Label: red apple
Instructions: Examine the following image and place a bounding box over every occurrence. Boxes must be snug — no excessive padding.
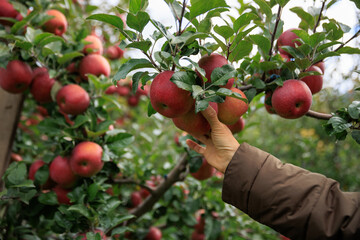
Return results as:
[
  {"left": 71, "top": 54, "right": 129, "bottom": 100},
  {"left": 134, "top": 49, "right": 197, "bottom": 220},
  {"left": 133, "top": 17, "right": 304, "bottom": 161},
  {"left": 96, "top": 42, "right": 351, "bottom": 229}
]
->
[
  {"left": 198, "top": 53, "right": 232, "bottom": 86},
  {"left": 53, "top": 185, "right": 72, "bottom": 205},
  {"left": 79, "top": 54, "right": 111, "bottom": 81},
  {"left": 10, "top": 153, "right": 23, "bottom": 162},
  {"left": 0, "top": 60, "right": 33, "bottom": 94},
  {"left": 272, "top": 79, "right": 312, "bottom": 119},
  {"left": 70, "top": 141, "right": 104, "bottom": 177},
  {"left": 43, "top": 9, "right": 68, "bottom": 36},
  {"left": 0, "top": 0, "right": 20, "bottom": 26},
  {"left": 117, "top": 85, "right": 131, "bottom": 96},
  {"left": 131, "top": 191, "right": 142, "bottom": 207},
  {"left": 217, "top": 88, "right": 248, "bottom": 125},
  {"left": 314, "top": 61, "right": 325, "bottom": 73},
  {"left": 49, "top": 156, "right": 77, "bottom": 188},
  {"left": 105, "top": 45, "right": 124, "bottom": 60},
  {"left": 78, "top": 229, "right": 106, "bottom": 240},
  {"left": 56, "top": 84, "right": 90, "bottom": 115},
  {"left": 105, "top": 85, "right": 118, "bottom": 95},
  {"left": 300, "top": 65, "right": 323, "bottom": 94},
  {"left": 226, "top": 117, "right": 245, "bottom": 134},
  {"left": 29, "top": 159, "right": 45, "bottom": 180},
  {"left": 127, "top": 95, "right": 140, "bottom": 107},
  {"left": 264, "top": 91, "right": 276, "bottom": 114},
  {"left": 145, "top": 227, "right": 162, "bottom": 240},
  {"left": 66, "top": 62, "right": 77, "bottom": 73},
  {"left": 191, "top": 231, "right": 205, "bottom": 240},
  {"left": 30, "top": 70, "right": 55, "bottom": 103},
  {"left": 150, "top": 71, "right": 194, "bottom": 118},
  {"left": 191, "top": 158, "right": 215, "bottom": 181},
  {"left": 194, "top": 214, "right": 205, "bottom": 233},
  {"left": 83, "top": 35, "right": 103, "bottom": 55},
  {"left": 277, "top": 28, "right": 302, "bottom": 57}
]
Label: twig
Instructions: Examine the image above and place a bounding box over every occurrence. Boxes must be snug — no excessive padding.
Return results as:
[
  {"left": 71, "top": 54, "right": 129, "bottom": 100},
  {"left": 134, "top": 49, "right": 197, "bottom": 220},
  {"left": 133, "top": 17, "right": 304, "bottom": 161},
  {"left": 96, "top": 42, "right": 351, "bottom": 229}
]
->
[
  {"left": 313, "top": 0, "right": 326, "bottom": 33},
  {"left": 143, "top": 51, "right": 162, "bottom": 72},
  {"left": 177, "top": 0, "right": 187, "bottom": 36},
  {"left": 238, "top": 85, "right": 253, "bottom": 91},
  {"left": 267, "top": 5, "right": 282, "bottom": 61},
  {"left": 334, "top": 29, "right": 360, "bottom": 53},
  {"left": 105, "top": 153, "right": 188, "bottom": 236},
  {"left": 305, "top": 110, "right": 332, "bottom": 120},
  {"left": 113, "top": 178, "right": 154, "bottom": 194}
]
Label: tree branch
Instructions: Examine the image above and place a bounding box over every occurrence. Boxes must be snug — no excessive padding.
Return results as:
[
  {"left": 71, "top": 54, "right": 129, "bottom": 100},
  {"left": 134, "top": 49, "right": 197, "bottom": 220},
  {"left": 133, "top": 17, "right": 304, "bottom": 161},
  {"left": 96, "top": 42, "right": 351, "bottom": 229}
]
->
[
  {"left": 268, "top": 5, "right": 282, "bottom": 61},
  {"left": 106, "top": 153, "right": 188, "bottom": 236},
  {"left": 238, "top": 85, "right": 253, "bottom": 91},
  {"left": 313, "top": 0, "right": 326, "bottom": 33},
  {"left": 305, "top": 110, "right": 332, "bottom": 120},
  {"left": 334, "top": 29, "right": 360, "bottom": 53}
]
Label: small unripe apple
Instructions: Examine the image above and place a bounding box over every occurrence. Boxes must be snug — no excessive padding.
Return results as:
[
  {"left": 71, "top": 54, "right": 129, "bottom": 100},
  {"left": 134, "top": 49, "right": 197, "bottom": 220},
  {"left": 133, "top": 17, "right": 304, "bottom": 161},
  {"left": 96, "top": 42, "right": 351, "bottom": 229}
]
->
[
  {"left": 150, "top": 71, "right": 194, "bottom": 118},
  {"left": 52, "top": 185, "right": 72, "bottom": 205},
  {"left": 56, "top": 84, "right": 90, "bottom": 115},
  {"left": 49, "top": 156, "right": 77, "bottom": 188},
  {"left": 0, "top": 60, "right": 33, "bottom": 94},
  {"left": 191, "top": 158, "right": 215, "bottom": 181},
  {"left": 145, "top": 227, "right": 162, "bottom": 240},
  {"left": 79, "top": 54, "right": 111, "bottom": 81},
  {"left": 272, "top": 79, "right": 312, "bottom": 119},
  {"left": 83, "top": 35, "right": 103, "bottom": 55},
  {"left": 300, "top": 65, "right": 323, "bottom": 94},
  {"left": 43, "top": 9, "right": 68, "bottom": 36},
  {"left": 277, "top": 28, "right": 302, "bottom": 57},
  {"left": 217, "top": 88, "right": 248, "bottom": 125},
  {"left": 30, "top": 70, "right": 55, "bottom": 103},
  {"left": 70, "top": 141, "right": 104, "bottom": 177}
]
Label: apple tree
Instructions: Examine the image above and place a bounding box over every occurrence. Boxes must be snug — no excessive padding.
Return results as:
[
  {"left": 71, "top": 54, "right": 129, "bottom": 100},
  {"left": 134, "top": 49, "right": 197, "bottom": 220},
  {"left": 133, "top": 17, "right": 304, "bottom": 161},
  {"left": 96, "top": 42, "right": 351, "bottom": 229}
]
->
[{"left": 0, "top": 0, "right": 359, "bottom": 240}]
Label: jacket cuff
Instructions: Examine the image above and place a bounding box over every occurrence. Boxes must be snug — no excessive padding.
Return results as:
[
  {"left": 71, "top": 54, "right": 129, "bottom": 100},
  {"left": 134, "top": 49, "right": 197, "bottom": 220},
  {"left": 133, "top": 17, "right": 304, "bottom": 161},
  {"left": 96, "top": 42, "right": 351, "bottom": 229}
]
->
[{"left": 222, "top": 142, "right": 270, "bottom": 213}]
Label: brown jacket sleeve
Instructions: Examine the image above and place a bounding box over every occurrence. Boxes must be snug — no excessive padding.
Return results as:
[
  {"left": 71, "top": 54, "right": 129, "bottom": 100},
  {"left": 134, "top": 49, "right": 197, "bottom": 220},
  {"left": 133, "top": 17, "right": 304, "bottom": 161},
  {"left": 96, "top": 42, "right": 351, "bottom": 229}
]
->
[{"left": 222, "top": 143, "right": 360, "bottom": 240}]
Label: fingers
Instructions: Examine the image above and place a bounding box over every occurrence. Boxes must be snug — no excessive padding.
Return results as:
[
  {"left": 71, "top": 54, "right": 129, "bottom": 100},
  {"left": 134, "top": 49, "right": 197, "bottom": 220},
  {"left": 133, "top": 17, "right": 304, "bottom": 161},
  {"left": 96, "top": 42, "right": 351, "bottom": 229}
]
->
[
  {"left": 201, "top": 105, "right": 222, "bottom": 128},
  {"left": 186, "top": 139, "right": 206, "bottom": 155}
]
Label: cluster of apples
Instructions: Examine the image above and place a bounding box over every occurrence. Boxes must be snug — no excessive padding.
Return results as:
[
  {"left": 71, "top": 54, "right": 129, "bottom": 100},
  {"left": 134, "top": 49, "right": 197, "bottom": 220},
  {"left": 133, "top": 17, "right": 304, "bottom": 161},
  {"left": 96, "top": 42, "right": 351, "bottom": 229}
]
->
[
  {"left": 150, "top": 53, "right": 248, "bottom": 137},
  {"left": 265, "top": 28, "right": 325, "bottom": 119},
  {"left": 28, "top": 141, "right": 104, "bottom": 205},
  {"left": 0, "top": 0, "right": 25, "bottom": 26}
]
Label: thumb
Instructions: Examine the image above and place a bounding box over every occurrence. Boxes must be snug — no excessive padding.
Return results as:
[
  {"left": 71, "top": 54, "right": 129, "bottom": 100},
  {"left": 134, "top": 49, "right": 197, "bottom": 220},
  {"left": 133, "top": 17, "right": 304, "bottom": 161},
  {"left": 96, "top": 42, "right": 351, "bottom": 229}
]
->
[
  {"left": 201, "top": 105, "right": 222, "bottom": 128},
  {"left": 186, "top": 139, "right": 206, "bottom": 155}
]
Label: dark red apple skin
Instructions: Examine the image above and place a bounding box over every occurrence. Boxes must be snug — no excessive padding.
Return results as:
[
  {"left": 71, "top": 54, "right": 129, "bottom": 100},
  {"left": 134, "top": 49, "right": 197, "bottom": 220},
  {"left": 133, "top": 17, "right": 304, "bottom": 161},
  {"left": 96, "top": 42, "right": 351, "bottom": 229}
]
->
[
  {"left": 70, "top": 141, "right": 104, "bottom": 177},
  {"left": 49, "top": 156, "right": 77, "bottom": 188},
  {"left": 30, "top": 71, "right": 55, "bottom": 103},
  {"left": 198, "top": 53, "right": 228, "bottom": 83},
  {"left": 277, "top": 28, "right": 302, "bottom": 57},
  {"left": 33, "top": 67, "right": 48, "bottom": 77},
  {"left": 191, "top": 231, "right": 205, "bottom": 240},
  {"left": 145, "top": 227, "right": 162, "bottom": 240},
  {"left": 127, "top": 95, "right": 140, "bottom": 107},
  {"left": 53, "top": 185, "right": 72, "bottom": 205},
  {"left": 105, "top": 85, "right": 118, "bottom": 95},
  {"left": 226, "top": 117, "right": 245, "bottom": 134},
  {"left": 29, "top": 159, "right": 46, "bottom": 180},
  {"left": 83, "top": 35, "right": 103, "bottom": 55},
  {"left": 56, "top": 84, "right": 90, "bottom": 115},
  {"left": 315, "top": 61, "right": 325, "bottom": 73},
  {"left": 150, "top": 71, "right": 194, "bottom": 118},
  {"left": 131, "top": 191, "right": 142, "bottom": 207},
  {"left": 194, "top": 214, "right": 205, "bottom": 233},
  {"left": 0, "top": 60, "right": 33, "bottom": 94},
  {"left": 79, "top": 54, "right": 111, "bottom": 81},
  {"left": 66, "top": 62, "right": 77, "bottom": 73},
  {"left": 43, "top": 9, "right": 68, "bottom": 36},
  {"left": 0, "top": 0, "right": 20, "bottom": 26},
  {"left": 272, "top": 79, "right": 312, "bottom": 119},
  {"left": 191, "top": 158, "right": 215, "bottom": 181},
  {"left": 264, "top": 91, "right": 276, "bottom": 114},
  {"left": 300, "top": 65, "right": 323, "bottom": 94}
]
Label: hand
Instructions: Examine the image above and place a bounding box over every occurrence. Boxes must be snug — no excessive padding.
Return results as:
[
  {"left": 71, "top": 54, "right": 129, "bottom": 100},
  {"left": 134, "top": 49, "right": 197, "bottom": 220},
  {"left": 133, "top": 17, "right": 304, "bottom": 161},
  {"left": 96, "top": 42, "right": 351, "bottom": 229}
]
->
[{"left": 186, "top": 106, "right": 240, "bottom": 173}]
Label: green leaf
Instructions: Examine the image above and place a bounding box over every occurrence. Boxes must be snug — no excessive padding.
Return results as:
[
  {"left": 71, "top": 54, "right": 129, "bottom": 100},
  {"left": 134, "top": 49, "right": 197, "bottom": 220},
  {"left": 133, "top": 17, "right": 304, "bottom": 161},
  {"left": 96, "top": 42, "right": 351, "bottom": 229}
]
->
[
  {"left": 87, "top": 14, "right": 124, "bottom": 30},
  {"left": 170, "top": 32, "right": 208, "bottom": 45},
  {"left": 189, "top": 0, "right": 229, "bottom": 19},
  {"left": 57, "top": 52, "right": 84, "bottom": 65},
  {"left": 313, "top": 51, "right": 340, "bottom": 63},
  {"left": 233, "top": 13, "right": 258, "bottom": 33},
  {"left": 105, "top": 130, "right": 134, "bottom": 144},
  {"left": 170, "top": 71, "right": 197, "bottom": 91},
  {"left": 192, "top": 85, "right": 204, "bottom": 98},
  {"left": 6, "top": 162, "right": 27, "bottom": 186},
  {"left": 253, "top": 0, "right": 272, "bottom": 19},
  {"left": 68, "top": 204, "right": 92, "bottom": 219},
  {"left": 71, "top": 115, "right": 89, "bottom": 128},
  {"left": 290, "top": 7, "right": 315, "bottom": 29},
  {"left": 216, "top": 88, "right": 248, "bottom": 103},
  {"left": 350, "top": 0, "right": 360, "bottom": 9},
  {"left": 195, "top": 100, "right": 209, "bottom": 113},
  {"left": 148, "top": 101, "right": 157, "bottom": 117},
  {"left": 336, "top": 47, "right": 360, "bottom": 55},
  {"left": 126, "top": 41, "right": 152, "bottom": 52},
  {"left": 249, "top": 34, "right": 271, "bottom": 56},
  {"left": 351, "top": 130, "right": 360, "bottom": 144},
  {"left": 348, "top": 101, "right": 360, "bottom": 119},
  {"left": 34, "top": 165, "right": 49, "bottom": 185},
  {"left": 214, "top": 25, "right": 234, "bottom": 40},
  {"left": 275, "top": 0, "right": 290, "bottom": 7},
  {"left": 228, "top": 40, "right": 253, "bottom": 62},
  {"left": 309, "top": 32, "right": 326, "bottom": 48},
  {"left": 323, "top": 21, "right": 343, "bottom": 41},
  {"left": 328, "top": 116, "right": 352, "bottom": 133},
  {"left": 87, "top": 183, "right": 99, "bottom": 202},
  {"left": 129, "top": 0, "right": 149, "bottom": 14},
  {"left": 38, "top": 192, "right": 58, "bottom": 205},
  {"left": 210, "top": 64, "right": 237, "bottom": 86},
  {"left": 126, "top": 11, "right": 150, "bottom": 32},
  {"left": 113, "top": 59, "right": 153, "bottom": 81}
]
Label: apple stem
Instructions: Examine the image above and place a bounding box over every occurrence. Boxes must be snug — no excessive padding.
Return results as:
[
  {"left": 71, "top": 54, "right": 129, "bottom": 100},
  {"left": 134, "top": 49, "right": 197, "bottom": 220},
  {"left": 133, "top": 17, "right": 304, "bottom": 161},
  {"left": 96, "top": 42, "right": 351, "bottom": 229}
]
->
[{"left": 313, "top": 0, "right": 327, "bottom": 34}]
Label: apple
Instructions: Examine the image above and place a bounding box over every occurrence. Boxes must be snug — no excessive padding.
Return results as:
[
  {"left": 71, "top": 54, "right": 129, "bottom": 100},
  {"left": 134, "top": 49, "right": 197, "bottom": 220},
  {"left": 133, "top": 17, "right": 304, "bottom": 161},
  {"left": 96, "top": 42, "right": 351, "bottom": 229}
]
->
[
  {"left": 264, "top": 91, "right": 276, "bottom": 114},
  {"left": 0, "top": 0, "right": 20, "bottom": 26},
  {"left": 194, "top": 214, "right": 205, "bottom": 233},
  {"left": 145, "top": 227, "right": 162, "bottom": 240},
  {"left": 130, "top": 191, "right": 142, "bottom": 207},
  {"left": 30, "top": 69, "right": 55, "bottom": 103},
  {"left": 82, "top": 35, "right": 103, "bottom": 55},
  {"left": 43, "top": 9, "right": 68, "bottom": 36},
  {"left": 0, "top": 60, "right": 33, "bottom": 94},
  {"left": 191, "top": 158, "right": 215, "bottom": 181},
  {"left": 217, "top": 88, "right": 248, "bottom": 125},
  {"left": 70, "top": 141, "right": 103, "bottom": 177},
  {"left": 49, "top": 156, "right": 77, "bottom": 188},
  {"left": 79, "top": 54, "right": 111, "bottom": 81},
  {"left": 150, "top": 71, "right": 194, "bottom": 118},
  {"left": 198, "top": 53, "right": 233, "bottom": 88},
  {"left": 105, "top": 85, "right": 118, "bottom": 95},
  {"left": 105, "top": 45, "right": 124, "bottom": 60},
  {"left": 277, "top": 28, "right": 302, "bottom": 57},
  {"left": 56, "top": 84, "right": 90, "bottom": 115},
  {"left": 117, "top": 85, "right": 131, "bottom": 96},
  {"left": 78, "top": 229, "right": 106, "bottom": 240},
  {"left": 172, "top": 102, "right": 218, "bottom": 136},
  {"left": 300, "top": 65, "right": 323, "bottom": 94},
  {"left": 10, "top": 153, "right": 23, "bottom": 162},
  {"left": 66, "top": 62, "right": 77, "bottom": 73},
  {"left": 191, "top": 231, "right": 205, "bottom": 240},
  {"left": 140, "top": 179, "right": 158, "bottom": 198},
  {"left": 33, "top": 67, "right": 48, "bottom": 77},
  {"left": 226, "top": 117, "right": 245, "bottom": 134},
  {"left": 280, "top": 235, "right": 291, "bottom": 240},
  {"left": 127, "top": 95, "right": 140, "bottom": 107},
  {"left": 315, "top": 61, "right": 325, "bottom": 73},
  {"left": 52, "top": 185, "right": 72, "bottom": 205},
  {"left": 272, "top": 79, "right": 312, "bottom": 119},
  {"left": 29, "top": 159, "right": 46, "bottom": 180}
]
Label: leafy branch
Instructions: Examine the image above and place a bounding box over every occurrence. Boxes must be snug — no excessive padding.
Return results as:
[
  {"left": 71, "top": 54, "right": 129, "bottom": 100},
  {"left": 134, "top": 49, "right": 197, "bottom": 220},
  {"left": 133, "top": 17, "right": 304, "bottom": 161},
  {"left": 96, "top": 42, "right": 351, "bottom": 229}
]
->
[{"left": 313, "top": 0, "right": 326, "bottom": 33}]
